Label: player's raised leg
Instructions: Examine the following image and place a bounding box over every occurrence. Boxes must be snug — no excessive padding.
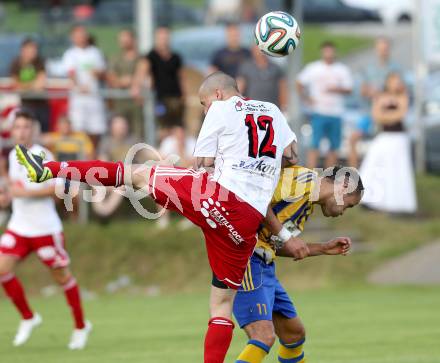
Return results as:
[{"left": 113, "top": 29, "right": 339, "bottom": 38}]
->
[
  {"left": 15, "top": 144, "right": 126, "bottom": 186},
  {"left": 15, "top": 144, "right": 152, "bottom": 191},
  {"left": 0, "top": 254, "right": 42, "bottom": 346}
]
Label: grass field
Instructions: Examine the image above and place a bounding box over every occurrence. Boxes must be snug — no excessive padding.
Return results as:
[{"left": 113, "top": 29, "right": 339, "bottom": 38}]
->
[{"left": 1, "top": 286, "right": 440, "bottom": 363}]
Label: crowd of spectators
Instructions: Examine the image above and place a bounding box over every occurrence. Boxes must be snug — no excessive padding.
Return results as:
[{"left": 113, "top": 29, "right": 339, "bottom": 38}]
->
[
  {"left": 1, "top": 23, "right": 415, "bottom": 217},
  {"left": 2, "top": 25, "right": 188, "bottom": 170}
]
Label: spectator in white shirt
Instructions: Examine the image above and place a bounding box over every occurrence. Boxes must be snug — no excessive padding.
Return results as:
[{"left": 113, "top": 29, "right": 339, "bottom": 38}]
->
[
  {"left": 62, "top": 25, "right": 107, "bottom": 147},
  {"left": 297, "top": 41, "right": 353, "bottom": 168}
]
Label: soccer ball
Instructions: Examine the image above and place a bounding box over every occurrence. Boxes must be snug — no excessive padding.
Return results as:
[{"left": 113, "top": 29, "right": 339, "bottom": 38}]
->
[{"left": 255, "top": 11, "right": 301, "bottom": 57}]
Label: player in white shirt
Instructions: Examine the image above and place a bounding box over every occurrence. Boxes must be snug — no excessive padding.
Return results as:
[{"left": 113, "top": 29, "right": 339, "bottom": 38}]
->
[
  {"left": 297, "top": 41, "right": 353, "bottom": 168},
  {"left": 16, "top": 72, "right": 300, "bottom": 363},
  {"left": 62, "top": 25, "right": 107, "bottom": 142},
  {"left": 0, "top": 110, "right": 91, "bottom": 349}
]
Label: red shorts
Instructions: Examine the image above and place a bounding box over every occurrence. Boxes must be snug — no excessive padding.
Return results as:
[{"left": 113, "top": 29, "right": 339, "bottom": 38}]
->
[
  {"left": 148, "top": 166, "right": 263, "bottom": 289},
  {"left": 0, "top": 230, "right": 70, "bottom": 268}
]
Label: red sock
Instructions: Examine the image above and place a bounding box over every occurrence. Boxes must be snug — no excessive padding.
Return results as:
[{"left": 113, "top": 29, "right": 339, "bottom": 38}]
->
[
  {"left": 63, "top": 277, "right": 85, "bottom": 329},
  {"left": 204, "top": 317, "right": 234, "bottom": 363},
  {"left": 44, "top": 160, "right": 124, "bottom": 187},
  {"left": 1, "top": 273, "right": 33, "bottom": 320}
]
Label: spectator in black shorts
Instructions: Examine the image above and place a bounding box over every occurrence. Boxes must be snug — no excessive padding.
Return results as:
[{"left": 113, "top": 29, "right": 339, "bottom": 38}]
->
[
  {"left": 209, "top": 22, "right": 250, "bottom": 78},
  {"left": 10, "top": 39, "right": 49, "bottom": 132}
]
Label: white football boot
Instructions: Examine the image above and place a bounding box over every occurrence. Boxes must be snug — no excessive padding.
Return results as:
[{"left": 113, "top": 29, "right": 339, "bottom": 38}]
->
[
  {"left": 13, "top": 313, "right": 42, "bottom": 346},
  {"left": 68, "top": 320, "right": 92, "bottom": 350}
]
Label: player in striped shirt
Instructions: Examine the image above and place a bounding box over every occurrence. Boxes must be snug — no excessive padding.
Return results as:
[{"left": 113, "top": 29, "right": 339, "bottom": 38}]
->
[{"left": 233, "top": 165, "right": 364, "bottom": 363}]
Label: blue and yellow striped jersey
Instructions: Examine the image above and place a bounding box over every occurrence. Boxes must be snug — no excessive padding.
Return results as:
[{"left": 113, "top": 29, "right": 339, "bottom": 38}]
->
[{"left": 255, "top": 166, "right": 317, "bottom": 263}]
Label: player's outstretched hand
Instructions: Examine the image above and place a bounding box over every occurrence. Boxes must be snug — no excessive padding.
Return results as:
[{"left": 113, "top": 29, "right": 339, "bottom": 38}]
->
[
  {"left": 322, "top": 237, "right": 352, "bottom": 256},
  {"left": 284, "top": 237, "right": 310, "bottom": 260}
]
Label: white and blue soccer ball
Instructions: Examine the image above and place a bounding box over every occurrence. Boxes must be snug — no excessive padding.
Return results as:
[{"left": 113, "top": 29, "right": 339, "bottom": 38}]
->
[{"left": 255, "top": 11, "right": 301, "bottom": 57}]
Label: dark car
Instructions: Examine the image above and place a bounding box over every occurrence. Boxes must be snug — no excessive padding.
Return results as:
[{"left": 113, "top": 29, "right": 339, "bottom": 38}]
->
[
  {"left": 304, "top": 0, "right": 381, "bottom": 22},
  {"left": 90, "top": 0, "right": 203, "bottom": 26},
  {"left": 425, "top": 124, "right": 440, "bottom": 174}
]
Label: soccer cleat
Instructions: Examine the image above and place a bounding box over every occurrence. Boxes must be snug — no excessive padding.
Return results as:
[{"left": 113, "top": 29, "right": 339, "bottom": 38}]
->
[
  {"left": 68, "top": 321, "right": 92, "bottom": 350},
  {"left": 15, "top": 144, "right": 53, "bottom": 183},
  {"left": 13, "top": 313, "right": 42, "bottom": 347}
]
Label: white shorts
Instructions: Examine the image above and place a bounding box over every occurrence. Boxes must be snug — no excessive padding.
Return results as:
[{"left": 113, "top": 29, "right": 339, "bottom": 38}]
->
[{"left": 69, "top": 95, "right": 107, "bottom": 135}]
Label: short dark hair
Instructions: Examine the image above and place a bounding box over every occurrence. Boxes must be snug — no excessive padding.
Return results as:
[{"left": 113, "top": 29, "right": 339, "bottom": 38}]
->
[
  {"left": 70, "top": 24, "right": 86, "bottom": 33},
  {"left": 320, "top": 40, "right": 336, "bottom": 49},
  {"left": 120, "top": 28, "right": 135, "bottom": 37},
  {"left": 324, "top": 165, "right": 364, "bottom": 196},
  {"left": 14, "top": 108, "right": 36, "bottom": 123},
  {"left": 376, "top": 36, "right": 391, "bottom": 45},
  {"left": 225, "top": 21, "right": 239, "bottom": 29},
  {"left": 155, "top": 25, "right": 170, "bottom": 31},
  {"left": 21, "top": 37, "right": 37, "bottom": 48}
]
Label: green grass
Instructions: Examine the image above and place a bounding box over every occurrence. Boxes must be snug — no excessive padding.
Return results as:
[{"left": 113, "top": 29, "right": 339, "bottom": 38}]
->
[
  {"left": 301, "top": 25, "right": 372, "bottom": 63},
  {"left": 2, "top": 3, "right": 40, "bottom": 34},
  {"left": 1, "top": 286, "right": 440, "bottom": 363}
]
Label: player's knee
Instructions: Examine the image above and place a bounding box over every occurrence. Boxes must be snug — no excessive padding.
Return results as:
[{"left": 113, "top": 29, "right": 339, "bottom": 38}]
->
[
  {"left": 0, "top": 264, "right": 12, "bottom": 276},
  {"left": 253, "top": 329, "right": 276, "bottom": 348},
  {"left": 280, "top": 322, "right": 306, "bottom": 344},
  {"left": 0, "top": 257, "right": 14, "bottom": 276},
  {"left": 129, "top": 165, "right": 151, "bottom": 190},
  {"left": 246, "top": 322, "right": 276, "bottom": 348},
  {"left": 51, "top": 267, "right": 72, "bottom": 285}
]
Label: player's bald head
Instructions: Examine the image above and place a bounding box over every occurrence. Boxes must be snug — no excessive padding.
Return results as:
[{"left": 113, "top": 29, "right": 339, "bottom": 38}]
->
[
  {"left": 199, "top": 72, "right": 240, "bottom": 114},
  {"left": 199, "top": 72, "right": 239, "bottom": 97}
]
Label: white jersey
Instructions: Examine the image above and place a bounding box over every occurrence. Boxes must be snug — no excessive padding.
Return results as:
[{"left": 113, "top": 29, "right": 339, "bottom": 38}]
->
[
  {"left": 194, "top": 96, "right": 296, "bottom": 215},
  {"left": 8, "top": 145, "right": 63, "bottom": 237},
  {"left": 297, "top": 60, "right": 353, "bottom": 116},
  {"left": 62, "top": 45, "right": 106, "bottom": 96}
]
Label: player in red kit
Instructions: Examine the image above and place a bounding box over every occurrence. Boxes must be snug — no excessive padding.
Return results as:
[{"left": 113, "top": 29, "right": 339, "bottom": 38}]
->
[
  {"left": 0, "top": 110, "right": 91, "bottom": 349},
  {"left": 16, "top": 72, "right": 300, "bottom": 362}
]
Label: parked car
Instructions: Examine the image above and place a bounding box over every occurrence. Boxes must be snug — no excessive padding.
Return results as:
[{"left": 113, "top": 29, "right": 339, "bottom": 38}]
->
[
  {"left": 171, "top": 24, "right": 255, "bottom": 74},
  {"left": 79, "top": 0, "right": 203, "bottom": 26},
  {"left": 266, "top": 0, "right": 381, "bottom": 23},
  {"left": 303, "top": 0, "right": 381, "bottom": 23},
  {"left": 343, "top": 0, "right": 413, "bottom": 25}
]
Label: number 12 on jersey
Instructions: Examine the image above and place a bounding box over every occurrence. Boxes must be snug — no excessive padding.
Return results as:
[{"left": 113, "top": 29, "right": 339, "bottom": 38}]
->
[{"left": 245, "top": 114, "right": 277, "bottom": 159}]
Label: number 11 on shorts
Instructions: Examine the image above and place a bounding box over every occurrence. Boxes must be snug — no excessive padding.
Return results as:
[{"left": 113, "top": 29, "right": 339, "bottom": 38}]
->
[{"left": 256, "top": 303, "right": 267, "bottom": 315}]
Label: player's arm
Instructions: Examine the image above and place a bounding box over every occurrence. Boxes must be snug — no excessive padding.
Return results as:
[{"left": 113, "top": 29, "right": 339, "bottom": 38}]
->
[
  {"left": 9, "top": 182, "right": 56, "bottom": 198},
  {"left": 263, "top": 207, "right": 309, "bottom": 260},
  {"left": 195, "top": 157, "right": 215, "bottom": 172},
  {"left": 277, "top": 237, "right": 352, "bottom": 258},
  {"left": 282, "top": 140, "right": 299, "bottom": 166}
]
